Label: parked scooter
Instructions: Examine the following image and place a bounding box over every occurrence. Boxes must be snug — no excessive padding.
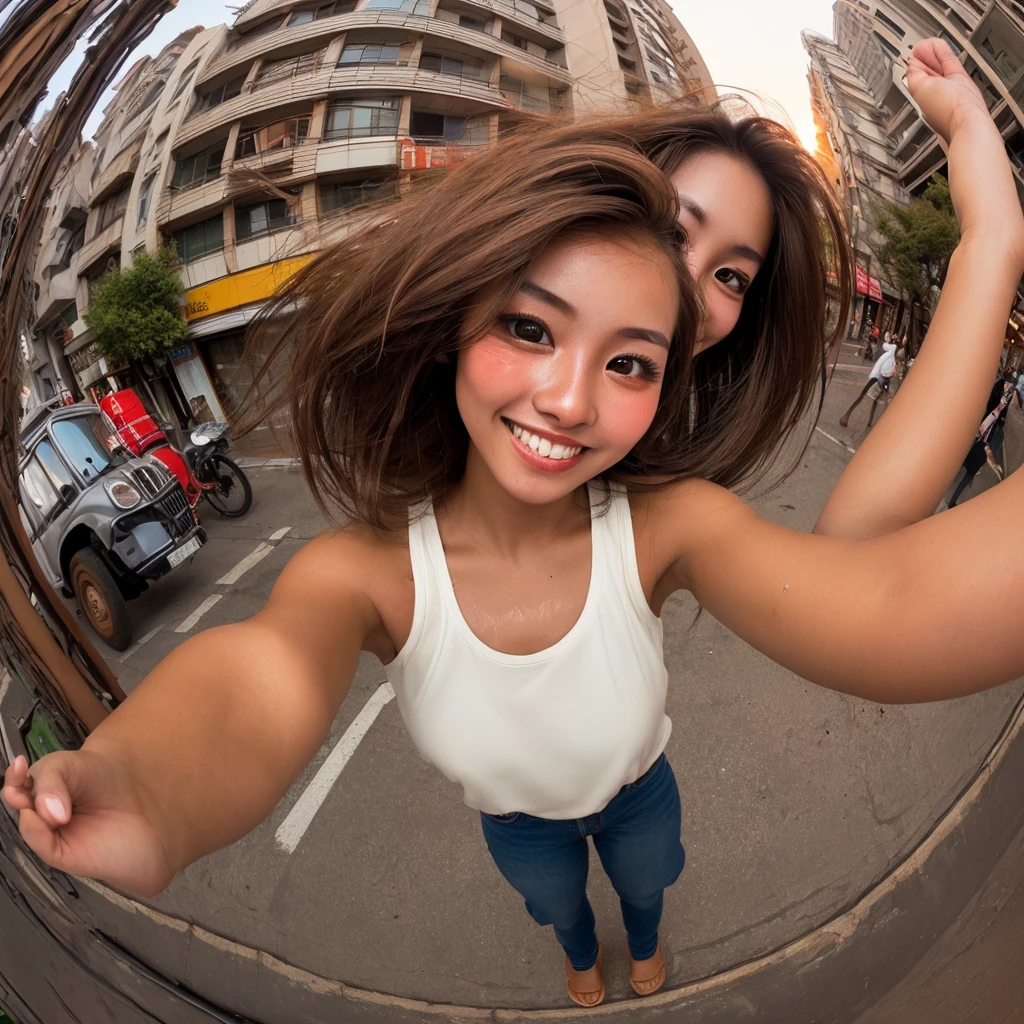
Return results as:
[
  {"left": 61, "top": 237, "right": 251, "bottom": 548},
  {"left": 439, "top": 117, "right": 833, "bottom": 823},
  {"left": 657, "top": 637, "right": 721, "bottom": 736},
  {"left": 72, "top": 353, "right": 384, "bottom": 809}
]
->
[
  {"left": 182, "top": 421, "right": 252, "bottom": 518},
  {"left": 99, "top": 389, "right": 252, "bottom": 518}
]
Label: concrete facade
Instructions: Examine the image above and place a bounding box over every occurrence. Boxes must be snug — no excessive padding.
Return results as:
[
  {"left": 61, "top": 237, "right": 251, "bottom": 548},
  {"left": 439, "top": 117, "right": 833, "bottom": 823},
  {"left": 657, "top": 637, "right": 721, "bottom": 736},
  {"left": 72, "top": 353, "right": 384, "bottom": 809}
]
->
[
  {"left": 25, "top": 0, "right": 712, "bottom": 453},
  {"left": 804, "top": 24, "right": 907, "bottom": 340}
]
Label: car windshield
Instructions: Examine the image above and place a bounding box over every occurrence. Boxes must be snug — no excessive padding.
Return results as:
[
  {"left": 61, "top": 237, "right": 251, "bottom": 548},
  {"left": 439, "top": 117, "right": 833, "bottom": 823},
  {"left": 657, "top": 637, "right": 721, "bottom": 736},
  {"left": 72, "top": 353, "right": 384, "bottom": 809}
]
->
[{"left": 50, "top": 413, "right": 127, "bottom": 483}]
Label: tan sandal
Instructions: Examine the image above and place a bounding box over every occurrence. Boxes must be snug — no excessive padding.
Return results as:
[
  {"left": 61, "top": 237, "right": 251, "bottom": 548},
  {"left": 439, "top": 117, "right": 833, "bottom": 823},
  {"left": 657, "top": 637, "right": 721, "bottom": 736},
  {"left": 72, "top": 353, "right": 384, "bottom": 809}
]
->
[
  {"left": 626, "top": 941, "right": 666, "bottom": 996},
  {"left": 565, "top": 943, "right": 605, "bottom": 1007}
]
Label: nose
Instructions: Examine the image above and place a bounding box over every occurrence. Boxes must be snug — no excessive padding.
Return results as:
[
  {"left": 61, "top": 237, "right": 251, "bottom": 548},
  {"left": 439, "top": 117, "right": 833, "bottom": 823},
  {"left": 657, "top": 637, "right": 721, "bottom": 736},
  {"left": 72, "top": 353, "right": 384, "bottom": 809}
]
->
[{"left": 531, "top": 349, "right": 598, "bottom": 429}]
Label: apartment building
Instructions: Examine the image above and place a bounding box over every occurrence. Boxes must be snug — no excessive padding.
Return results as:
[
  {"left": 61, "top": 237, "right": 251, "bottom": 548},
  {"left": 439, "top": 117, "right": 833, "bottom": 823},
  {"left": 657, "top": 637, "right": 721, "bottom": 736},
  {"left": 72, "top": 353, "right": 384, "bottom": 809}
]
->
[
  {"left": 804, "top": 26, "right": 907, "bottom": 339},
  {"left": 30, "top": 0, "right": 712, "bottom": 453},
  {"left": 29, "top": 29, "right": 207, "bottom": 419},
  {"left": 815, "top": 1, "right": 1024, "bottom": 351},
  {"left": 560, "top": 0, "right": 713, "bottom": 110}
]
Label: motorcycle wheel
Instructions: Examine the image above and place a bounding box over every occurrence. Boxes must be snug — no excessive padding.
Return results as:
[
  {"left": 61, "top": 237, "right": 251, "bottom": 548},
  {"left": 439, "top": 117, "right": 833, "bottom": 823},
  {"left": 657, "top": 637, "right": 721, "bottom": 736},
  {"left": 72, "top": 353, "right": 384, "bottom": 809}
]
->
[
  {"left": 69, "top": 548, "right": 133, "bottom": 651},
  {"left": 200, "top": 453, "right": 252, "bottom": 517}
]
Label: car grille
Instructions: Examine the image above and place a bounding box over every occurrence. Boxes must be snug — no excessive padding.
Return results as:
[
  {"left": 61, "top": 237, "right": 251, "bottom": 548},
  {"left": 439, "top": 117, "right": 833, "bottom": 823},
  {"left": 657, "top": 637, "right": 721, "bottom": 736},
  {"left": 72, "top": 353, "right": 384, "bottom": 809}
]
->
[
  {"left": 154, "top": 488, "right": 195, "bottom": 541},
  {"left": 128, "top": 464, "right": 170, "bottom": 500}
]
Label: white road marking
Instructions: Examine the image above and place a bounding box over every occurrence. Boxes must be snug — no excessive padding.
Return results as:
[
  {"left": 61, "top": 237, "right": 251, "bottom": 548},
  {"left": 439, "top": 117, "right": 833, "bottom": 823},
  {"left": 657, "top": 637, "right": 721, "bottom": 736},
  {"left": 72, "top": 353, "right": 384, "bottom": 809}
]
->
[
  {"left": 174, "top": 594, "right": 223, "bottom": 633},
  {"left": 275, "top": 682, "right": 396, "bottom": 854},
  {"left": 216, "top": 542, "right": 272, "bottom": 586},
  {"left": 268, "top": 526, "right": 292, "bottom": 542},
  {"left": 118, "top": 624, "right": 164, "bottom": 662},
  {"left": 814, "top": 426, "right": 857, "bottom": 455}
]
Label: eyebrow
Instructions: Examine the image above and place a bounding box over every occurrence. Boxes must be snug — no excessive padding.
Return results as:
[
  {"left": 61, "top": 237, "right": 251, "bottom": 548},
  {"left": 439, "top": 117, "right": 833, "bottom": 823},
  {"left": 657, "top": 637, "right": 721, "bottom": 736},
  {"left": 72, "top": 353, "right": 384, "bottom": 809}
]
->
[
  {"left": 519, "top": 280, "right": 670, "bottom": 350},
  {"left": 677, "top": 195, "right": 765, "bottom": 267}
]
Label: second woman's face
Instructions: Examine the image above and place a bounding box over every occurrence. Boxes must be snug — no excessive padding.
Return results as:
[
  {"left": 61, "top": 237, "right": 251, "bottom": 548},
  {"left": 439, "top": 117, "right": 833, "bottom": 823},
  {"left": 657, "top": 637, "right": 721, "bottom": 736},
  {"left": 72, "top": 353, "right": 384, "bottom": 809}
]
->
[
  {"left": 456, "top": 233, "right": 679, "bottom": 505},
  {"left": 670, "top": 151, "right": 774, "bottom": 353}
]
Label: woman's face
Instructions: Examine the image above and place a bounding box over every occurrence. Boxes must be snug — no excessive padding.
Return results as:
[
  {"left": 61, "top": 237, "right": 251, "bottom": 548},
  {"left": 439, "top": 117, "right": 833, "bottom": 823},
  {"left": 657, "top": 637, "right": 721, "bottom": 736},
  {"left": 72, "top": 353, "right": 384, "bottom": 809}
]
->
[
  {"left": 456, "top": 233, "right": 679, "bottom": 506},
  {"left": 670, "top": 150, "right": 774, "bottom": 354}
]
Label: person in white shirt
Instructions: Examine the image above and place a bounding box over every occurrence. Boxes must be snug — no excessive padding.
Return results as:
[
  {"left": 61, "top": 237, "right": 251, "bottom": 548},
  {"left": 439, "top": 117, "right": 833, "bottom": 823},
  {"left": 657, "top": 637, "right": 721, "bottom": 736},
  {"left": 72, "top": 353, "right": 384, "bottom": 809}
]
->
[{"left": 840, "top": 341, "right": 897, "bottom": 429}]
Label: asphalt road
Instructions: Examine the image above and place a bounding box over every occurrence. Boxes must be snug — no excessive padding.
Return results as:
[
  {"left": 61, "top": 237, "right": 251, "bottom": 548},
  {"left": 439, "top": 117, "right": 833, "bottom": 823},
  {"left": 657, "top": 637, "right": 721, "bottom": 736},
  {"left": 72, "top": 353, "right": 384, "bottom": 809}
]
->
[{"left": 42, "top": 341, "right": 1024, "bottom": 1012}]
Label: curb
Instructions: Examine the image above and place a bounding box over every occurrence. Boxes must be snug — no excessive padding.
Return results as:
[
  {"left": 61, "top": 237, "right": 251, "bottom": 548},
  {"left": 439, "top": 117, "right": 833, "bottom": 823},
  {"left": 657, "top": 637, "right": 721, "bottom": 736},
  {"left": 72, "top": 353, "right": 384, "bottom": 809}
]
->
[{"left": 75, "top": 691, "right": 1024, "bottom": 1023}]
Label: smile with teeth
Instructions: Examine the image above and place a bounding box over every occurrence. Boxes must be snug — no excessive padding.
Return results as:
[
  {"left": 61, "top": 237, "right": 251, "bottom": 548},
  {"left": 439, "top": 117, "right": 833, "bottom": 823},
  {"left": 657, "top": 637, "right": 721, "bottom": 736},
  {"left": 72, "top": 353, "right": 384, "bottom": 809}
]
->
[{"left": 503, "top": 419, "right": 585, "bottom": 460}]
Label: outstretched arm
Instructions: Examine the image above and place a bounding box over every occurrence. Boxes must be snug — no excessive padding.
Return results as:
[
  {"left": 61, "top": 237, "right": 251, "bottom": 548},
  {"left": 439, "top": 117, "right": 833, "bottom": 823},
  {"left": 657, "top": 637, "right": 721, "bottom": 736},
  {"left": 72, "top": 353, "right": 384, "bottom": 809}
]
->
[
  {"left": 657, "top": 468, "right": 1024, "bottom": 704},
  {"left": 816, "top": 38, "right": 1024, "bottom": 539}
]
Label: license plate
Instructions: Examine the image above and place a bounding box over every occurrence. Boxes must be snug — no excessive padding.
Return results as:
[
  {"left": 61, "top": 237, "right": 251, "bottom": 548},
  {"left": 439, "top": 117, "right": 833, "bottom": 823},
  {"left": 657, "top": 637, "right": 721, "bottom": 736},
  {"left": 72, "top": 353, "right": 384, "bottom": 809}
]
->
[{"left": 167, "top": 535, "right": 202, "bottom": 568}]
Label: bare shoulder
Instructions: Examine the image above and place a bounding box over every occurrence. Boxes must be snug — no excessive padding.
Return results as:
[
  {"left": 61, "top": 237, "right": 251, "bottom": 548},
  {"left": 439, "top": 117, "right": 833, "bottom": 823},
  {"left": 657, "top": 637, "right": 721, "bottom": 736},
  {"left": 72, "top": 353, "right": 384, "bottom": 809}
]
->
[
  {"left": 628, "top": 478, "right": 757, "bottom": 598},
  {"left": 260, "top": 522, "right": 412, "bottom": 661}
]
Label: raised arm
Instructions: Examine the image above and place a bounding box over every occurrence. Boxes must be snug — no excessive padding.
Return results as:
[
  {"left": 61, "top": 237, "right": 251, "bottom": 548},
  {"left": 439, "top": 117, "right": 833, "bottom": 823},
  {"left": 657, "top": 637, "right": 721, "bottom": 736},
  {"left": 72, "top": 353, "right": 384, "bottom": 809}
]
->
[
  {"left": 815, "top": 38, "right": 1024, "bottom": 539},
  {"left": 1, "top": 530, "right": 382, "bottom": 897},
  {"left": 657, "top": 470, "right": 1024, "bottom": 704}
]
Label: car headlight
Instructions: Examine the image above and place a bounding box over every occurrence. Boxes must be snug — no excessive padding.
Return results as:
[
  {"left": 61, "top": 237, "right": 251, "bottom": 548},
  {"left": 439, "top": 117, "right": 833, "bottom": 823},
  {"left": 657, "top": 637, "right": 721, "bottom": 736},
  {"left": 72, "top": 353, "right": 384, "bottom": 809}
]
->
[{"left": 105, "top": 480, "right": 141, "bottom": 508}]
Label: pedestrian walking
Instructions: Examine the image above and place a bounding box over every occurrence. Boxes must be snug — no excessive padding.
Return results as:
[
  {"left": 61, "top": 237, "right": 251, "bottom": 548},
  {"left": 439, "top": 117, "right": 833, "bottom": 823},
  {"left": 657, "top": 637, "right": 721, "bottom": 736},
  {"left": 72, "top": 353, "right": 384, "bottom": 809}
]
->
[
  {"left": 839, "top": 339, "right": 897, "bottom": 429},
  {"left": 6, "top": 40, "right": 1024, "bottom": 1011},
  {"left": 948, "top": 380, "right": 1014, "bottom": 506}
]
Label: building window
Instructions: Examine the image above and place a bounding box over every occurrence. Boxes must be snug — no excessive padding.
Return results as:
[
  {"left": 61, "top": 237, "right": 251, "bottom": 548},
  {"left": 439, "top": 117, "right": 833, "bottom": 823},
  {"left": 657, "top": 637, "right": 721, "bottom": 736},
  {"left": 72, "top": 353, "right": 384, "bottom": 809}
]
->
[
  {"left": 337, "top": 43, "right": 405, "bottom": 66},
  {"left": 235, "top": 116, "right": 311, "bottom": 158},
  {"left": 128, "top": 82, "right": 164, "bottom": 120},
  {"left": 872, "top": 31, "right": 900, "bottom": 59},
  {"left": 172, "top": 215, "right": 224, "bottom": 264},
  {"left": 195, "top": 75, "right": 245, "bottom": 110},
  {"left": 137, "top": 174, "right": 156, "bottom": 228},
  {"left": 57, "top": 226, "right": 85, "bottom": 270},
  {"left": 170, "top": 60, "right": 200, "bottom": 102},
  {"left": 235, "top": 197, "right": 298, "bottom": 241},
  {"left": 420, "top": 52, "right": 484, "bottom": 78},
  {"left": 872, "top": 10, "right": 905, "bottom": 39},
  {"left": 324, "top": 96, "right": 400, "bottom": 138},
  {"left": 288, "top": 0, "right": 356, "bottom": 23},
  {"left": 511, "top": 0, "right": 541, "bottom": 20},
  {"left": 170, "top": 143, "right": 225, "bottom": 191},
  {"left": 320, "top": 176, "right": 395, "bottom": 214},
  {"left": 409, "top": 110, "right": 467, "bottom": 141},
  {"left": 96, "top": 187, "right": 129, "bottom": 232},
  {"left": 364, "top": 0, "right": 432, "bottom": 14},
  {"left": 459, "top": 14, "right": 486, "bottom": 30},
  {"left": 254, "top": 50, "right": 323, "bottom": 88},
  {"left": 500, "top": 31, "right": 530, "bottom": 50}
]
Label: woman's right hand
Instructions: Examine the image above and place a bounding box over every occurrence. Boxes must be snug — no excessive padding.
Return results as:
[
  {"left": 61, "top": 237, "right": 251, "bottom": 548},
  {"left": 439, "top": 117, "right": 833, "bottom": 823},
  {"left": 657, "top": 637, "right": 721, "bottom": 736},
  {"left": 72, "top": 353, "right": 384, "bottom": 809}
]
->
[{"left": 1, "top": 750, "right": 176, "bottom": 897}]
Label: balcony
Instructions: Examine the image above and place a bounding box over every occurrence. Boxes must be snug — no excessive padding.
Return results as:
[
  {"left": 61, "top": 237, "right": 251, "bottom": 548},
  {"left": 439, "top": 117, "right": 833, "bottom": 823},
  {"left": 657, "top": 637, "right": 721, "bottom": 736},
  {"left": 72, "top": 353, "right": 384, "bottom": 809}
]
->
[
  {"left": 76, "top": 217, "right": 124, "bottom": 276},
  {"left": 201, "top": 2, "right": 562, "bottom": 84},
  {"left": 90, "top": 137, "right": 143, "bottom": 204},
  {"left": 157, "top": 175, "right": 230, "bottom": 229}
]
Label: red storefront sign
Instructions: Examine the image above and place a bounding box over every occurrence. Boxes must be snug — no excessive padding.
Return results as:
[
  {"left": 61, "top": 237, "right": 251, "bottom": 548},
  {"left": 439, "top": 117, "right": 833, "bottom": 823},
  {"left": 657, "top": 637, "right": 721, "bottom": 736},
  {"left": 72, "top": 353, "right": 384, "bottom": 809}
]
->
[{"left": 855, "top": 265, "right": 884, "bottom": 301}]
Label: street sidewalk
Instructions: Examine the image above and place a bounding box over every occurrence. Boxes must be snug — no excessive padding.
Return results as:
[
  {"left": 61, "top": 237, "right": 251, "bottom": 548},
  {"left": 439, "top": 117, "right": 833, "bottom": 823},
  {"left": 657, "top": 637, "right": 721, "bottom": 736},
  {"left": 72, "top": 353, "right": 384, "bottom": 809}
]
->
[{"left": 68, "top": 366, "right": 1024, "bottom": 1022}]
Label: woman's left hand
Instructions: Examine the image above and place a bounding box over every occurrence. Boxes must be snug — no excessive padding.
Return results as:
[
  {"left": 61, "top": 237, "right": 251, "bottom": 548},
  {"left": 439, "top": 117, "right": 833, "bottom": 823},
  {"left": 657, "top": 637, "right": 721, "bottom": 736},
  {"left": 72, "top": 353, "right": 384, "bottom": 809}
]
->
[{"left": 906, "top": 38, "right": 992, "bottom": 145}]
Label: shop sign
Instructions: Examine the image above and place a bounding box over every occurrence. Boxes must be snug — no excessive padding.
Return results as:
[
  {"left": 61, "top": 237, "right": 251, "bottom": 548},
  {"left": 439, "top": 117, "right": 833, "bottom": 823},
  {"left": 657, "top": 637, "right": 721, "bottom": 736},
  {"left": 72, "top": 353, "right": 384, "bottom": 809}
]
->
[
  {"left": 181, "top": 255, "right": 315, "bottom": 322},
  {"left": 855, "top": 265, "right": 869, "bottom": 295},
  {"left": 169, "top": 341, "right": 197, "bottom": 364}
]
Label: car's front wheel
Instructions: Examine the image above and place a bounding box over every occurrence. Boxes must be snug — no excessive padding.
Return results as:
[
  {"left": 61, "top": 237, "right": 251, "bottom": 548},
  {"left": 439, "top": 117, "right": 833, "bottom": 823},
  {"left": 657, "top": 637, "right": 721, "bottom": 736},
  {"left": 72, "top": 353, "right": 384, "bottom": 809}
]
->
[{"left": 69, "top": 548, "right": 133, "bottom": 651}]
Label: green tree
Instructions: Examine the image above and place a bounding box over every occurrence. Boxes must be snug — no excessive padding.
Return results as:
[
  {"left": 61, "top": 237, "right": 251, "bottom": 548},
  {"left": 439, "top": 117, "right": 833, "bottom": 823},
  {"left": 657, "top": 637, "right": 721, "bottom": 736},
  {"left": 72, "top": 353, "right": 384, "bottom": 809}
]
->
[
  {"left": 83, "top": 244, "right": 188, "bottom": 367},
  {"left": 872, "top": 175, "right": 959, "bottom": 355}
]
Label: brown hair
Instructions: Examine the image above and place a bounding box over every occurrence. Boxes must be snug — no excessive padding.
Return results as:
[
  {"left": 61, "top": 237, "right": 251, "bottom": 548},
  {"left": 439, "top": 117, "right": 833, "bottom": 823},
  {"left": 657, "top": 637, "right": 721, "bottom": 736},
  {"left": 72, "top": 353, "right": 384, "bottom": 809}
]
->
[
  {"left": 616, "top": 103, "right": 853, "bottom": 490},
  {"left": 247, "top": 104, "right": 851, "bottom": 529},
  {"left": 248, "top": 122, "right": 701, "bottom": 529}
]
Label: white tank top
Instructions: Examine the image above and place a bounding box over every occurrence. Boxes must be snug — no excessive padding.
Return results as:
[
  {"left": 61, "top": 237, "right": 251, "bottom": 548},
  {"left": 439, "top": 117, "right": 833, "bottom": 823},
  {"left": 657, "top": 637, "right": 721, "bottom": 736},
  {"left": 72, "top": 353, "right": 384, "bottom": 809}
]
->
[{"left": 385, "top": 482, "right": 672, "bottom": 819}]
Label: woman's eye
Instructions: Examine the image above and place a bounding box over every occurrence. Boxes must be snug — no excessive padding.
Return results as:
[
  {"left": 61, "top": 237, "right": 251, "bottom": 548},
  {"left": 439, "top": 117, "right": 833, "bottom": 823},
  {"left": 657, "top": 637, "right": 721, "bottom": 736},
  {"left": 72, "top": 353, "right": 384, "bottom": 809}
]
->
[
  {"left": 500, "top": 316, "right": 550, "bottom": 345},
  {"left": 608, "top": 355, "right": 660, "bottom": 380},
  {"left": 715, "top": 268, "right": 750, "bottom": 294}
]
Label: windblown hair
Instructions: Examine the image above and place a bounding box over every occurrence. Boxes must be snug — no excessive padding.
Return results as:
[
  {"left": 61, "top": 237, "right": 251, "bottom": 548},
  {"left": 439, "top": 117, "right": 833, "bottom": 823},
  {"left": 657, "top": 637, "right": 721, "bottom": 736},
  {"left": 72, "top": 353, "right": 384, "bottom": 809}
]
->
[
  {"left": 617, "top": 103, "right": 853, "bottom": 489},
  {"left": 248, "top": 123, "right": 700, "bottom": 529},
  {"left": 246, "top": 104, "right": 852, "bottom": 530}
]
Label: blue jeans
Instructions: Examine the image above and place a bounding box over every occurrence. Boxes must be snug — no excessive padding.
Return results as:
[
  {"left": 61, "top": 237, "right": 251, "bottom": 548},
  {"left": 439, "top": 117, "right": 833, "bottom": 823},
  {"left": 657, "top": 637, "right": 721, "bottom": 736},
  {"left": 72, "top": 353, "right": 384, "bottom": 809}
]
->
[{"left": 479, "top": 753, "right": 685, "bottom": 971}]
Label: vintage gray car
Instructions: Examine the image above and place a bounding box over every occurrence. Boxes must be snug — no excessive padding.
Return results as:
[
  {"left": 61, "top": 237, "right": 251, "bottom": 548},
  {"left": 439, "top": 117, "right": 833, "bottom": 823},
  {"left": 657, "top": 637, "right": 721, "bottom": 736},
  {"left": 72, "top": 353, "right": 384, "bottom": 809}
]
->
[{"left": 16, "top": 403, "right": 206, "bottom": 651}]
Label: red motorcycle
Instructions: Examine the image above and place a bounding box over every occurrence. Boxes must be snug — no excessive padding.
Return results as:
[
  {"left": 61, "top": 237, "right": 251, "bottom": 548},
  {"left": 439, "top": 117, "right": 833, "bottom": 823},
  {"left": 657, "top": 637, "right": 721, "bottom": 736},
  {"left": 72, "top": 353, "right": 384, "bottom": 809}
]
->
[{"left": 99, "top": 389, "right": 252, "bottom": 518}]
